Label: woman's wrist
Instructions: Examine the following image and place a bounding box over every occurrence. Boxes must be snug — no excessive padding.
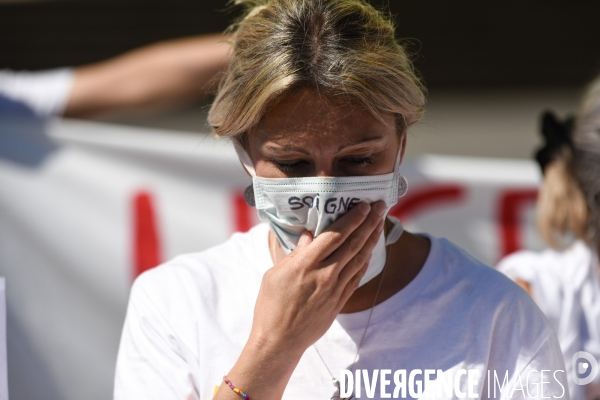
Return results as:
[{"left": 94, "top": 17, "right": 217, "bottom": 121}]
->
[
  {"left": 246, "top": 328, "right": 307, "bottom": 362},
  {"left": 214, "top": 335, "right": 304, "bottom": 400}
]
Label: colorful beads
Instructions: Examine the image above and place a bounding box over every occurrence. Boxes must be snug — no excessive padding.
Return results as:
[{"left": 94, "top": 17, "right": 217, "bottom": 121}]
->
[{"left": 223, "top": 376, "right": 251, "bottom": 400}]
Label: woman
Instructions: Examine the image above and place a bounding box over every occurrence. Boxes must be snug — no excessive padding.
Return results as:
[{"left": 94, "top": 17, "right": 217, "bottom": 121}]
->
[
  {"left": 498, "top": 76, "right": 600, "bottom": 400},
  {"left": 114, "top": 1, "right": 567, "bottom": 399}
]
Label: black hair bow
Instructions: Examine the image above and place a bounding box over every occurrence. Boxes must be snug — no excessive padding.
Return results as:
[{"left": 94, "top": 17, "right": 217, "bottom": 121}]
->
[{"left": 535, "top": 111, "right": 575, "bottom": 173}]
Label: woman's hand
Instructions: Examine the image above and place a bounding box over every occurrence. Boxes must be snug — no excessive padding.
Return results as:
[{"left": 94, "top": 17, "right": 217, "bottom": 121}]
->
[
  {"left": 251, "top": 200, "right": 386, "bottom": 353},
  {"left": 214, "top": 201, "right": 385, "bottom": 400}
]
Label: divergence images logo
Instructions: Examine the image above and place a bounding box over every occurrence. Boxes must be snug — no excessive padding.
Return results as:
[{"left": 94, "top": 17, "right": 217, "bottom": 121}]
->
[{"left": 572, "top": 351, "right": 599, "bottom": 386}]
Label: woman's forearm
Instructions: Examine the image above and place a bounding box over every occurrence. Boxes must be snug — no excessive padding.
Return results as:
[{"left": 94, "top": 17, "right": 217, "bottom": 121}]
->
[{"left": 213, "top": 335, "right": 304, "bottom": 400}]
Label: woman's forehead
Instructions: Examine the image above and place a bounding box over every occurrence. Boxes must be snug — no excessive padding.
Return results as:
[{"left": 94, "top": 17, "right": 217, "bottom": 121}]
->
[{"left": 251, "top": 88, "right": 396, "bottom": 144}]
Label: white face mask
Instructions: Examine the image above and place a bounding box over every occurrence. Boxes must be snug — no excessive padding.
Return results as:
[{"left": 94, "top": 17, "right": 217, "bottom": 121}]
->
[{"left": 234, "top": 142, "right": 408, "bottom": 287}]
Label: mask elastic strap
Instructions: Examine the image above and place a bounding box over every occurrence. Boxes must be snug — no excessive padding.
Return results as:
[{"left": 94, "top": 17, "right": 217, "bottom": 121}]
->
[
  {"left": 393, "top": 141, "right": 403, "bottom": 173},
  {"left": 385, "top": 216, "right": 404, "bottom": 245},
  {"left": 233, "top": 140, "right": 257, "bottom": 177}
]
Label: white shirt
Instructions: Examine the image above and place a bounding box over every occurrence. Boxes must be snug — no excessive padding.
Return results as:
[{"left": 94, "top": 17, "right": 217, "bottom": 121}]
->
[
  {"left": 115, "top": 223, "right": 568, "bottom": 399},
  {"left": 0, "top": 68, "right": 74, "bottom": 117},
  {"left": 498, "top": 242, "right": 600, "bottom": 400}
]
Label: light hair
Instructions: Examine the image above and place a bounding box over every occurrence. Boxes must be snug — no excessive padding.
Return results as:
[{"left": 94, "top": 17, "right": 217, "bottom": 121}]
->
[
  {"left": 537, "top": 148, "right": 589, "bottom": 248},
  {"left": 208, "top": 0, "right": 426, "bottom": 144},
  {"left": 537, "top": 74, "right": 600, "bottom": 248}
]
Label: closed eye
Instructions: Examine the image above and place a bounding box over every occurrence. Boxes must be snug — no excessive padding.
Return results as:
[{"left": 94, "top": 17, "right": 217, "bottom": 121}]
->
[
  {"left": 344, "top": 156, "right": 373, "bottom": 166},
  {"left": 273, "top": 160, "right": 306, "bottom": 172}
]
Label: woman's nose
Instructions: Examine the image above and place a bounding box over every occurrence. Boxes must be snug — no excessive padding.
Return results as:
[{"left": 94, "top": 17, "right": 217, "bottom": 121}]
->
[
  {"left": 312, "top": 162, "right": 335, "bottom": 177},
  {"left": 314, "top": 169, "right": 333, "bottom": 177}
]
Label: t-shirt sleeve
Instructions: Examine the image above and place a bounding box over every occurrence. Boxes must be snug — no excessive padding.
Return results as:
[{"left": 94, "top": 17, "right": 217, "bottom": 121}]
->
[
  {"left": 482, "top": 287, "right": 570, "bottom": 400},
  {"left": 0, "top": 68, "right": 74, "bottom": 117},
  {"left": 114, "top": 274, "right": 199, "bottom": 400},
  {"left": 499, "top": 332, "right": 570, "bottom": 400}
]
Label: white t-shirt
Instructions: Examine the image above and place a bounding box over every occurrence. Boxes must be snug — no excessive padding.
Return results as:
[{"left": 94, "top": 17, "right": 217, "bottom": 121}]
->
[
  {"left": 115, "top": 223, "right": 568, "bottom": 399},
  {"left": 498, "top": 242, "right": 600, "bottom": 400},
  {"left": 0, "top": 68, "right": 74, "bottom": 117}
]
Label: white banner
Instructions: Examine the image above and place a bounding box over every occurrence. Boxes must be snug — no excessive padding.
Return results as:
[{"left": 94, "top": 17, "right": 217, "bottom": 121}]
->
[{"left": 0, "top": 117, "right": 543, "bottom": 400}]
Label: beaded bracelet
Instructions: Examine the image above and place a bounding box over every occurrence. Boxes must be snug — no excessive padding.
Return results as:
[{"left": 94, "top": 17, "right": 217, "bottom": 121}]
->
[{"left": 223, "top": 376, "right": 252, "bottom": 400}]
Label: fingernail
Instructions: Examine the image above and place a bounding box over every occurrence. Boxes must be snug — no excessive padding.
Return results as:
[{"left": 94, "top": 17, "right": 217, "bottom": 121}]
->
[
  {"left": 374, "top": 202, "right": 386, "bottom": 216},
  {"left": 359, "top": 203, "right": 370, "bottom": 215},
  {"left": 376, "top": 220, "right": 384, "bottom": 233},
  {"left": 298, "top": 232, "right": 310, "bottom": 246}
]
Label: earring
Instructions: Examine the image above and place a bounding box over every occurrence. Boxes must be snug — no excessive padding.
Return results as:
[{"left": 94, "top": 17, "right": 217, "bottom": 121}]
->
[
  {"left": 398, "top": 176, "right": 408, "bottom": 198},
  {"left": 244, "top": 184, "right": 256, "bottom": 207}
]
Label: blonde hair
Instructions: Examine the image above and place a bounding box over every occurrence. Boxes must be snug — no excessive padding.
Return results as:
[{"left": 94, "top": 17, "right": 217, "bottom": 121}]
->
[
  {"left": 208, "top": 0, "right": 426, "bottom": 143},
  {"left": 538, "top": 74, "right": 600, "bottom": 248}
]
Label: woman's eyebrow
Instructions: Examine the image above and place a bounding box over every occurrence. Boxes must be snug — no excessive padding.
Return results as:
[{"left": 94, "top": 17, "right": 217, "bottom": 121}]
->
[
  {"left": 336, "top": 135, "right": 384, "bottom": 152},
  {"left": 264, "top": 144, "right": 310, "bottom": 155}
]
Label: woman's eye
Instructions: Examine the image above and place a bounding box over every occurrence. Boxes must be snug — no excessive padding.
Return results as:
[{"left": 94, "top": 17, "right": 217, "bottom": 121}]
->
[
  {"left": 345, "top": 156, "right": 373, "bottom": 166},
  {"left": 274, "top": 160, "right": 305, "bottom": 172}
]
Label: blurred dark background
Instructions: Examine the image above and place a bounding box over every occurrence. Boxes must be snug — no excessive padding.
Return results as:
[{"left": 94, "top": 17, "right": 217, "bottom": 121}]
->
[{"left": 1, "top": 0, "right": 600, "bottom": 90}]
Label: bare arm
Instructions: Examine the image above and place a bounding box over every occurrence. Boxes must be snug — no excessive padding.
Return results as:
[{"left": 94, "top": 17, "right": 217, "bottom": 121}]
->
[
  {"left": 213, "top": 202, "right": 385, "bottom": 400},
  {"left": 63, "top": 34, "right": 230, "bottom": 117}
]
